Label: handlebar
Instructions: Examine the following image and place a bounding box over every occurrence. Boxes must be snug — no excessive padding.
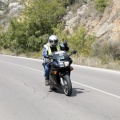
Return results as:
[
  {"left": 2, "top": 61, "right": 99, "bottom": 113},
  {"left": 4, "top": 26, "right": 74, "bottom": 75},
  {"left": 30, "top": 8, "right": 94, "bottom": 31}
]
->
[
  {"left": 44, "top": 50, "right": 77, "bottom": 59},
  {"left": 44, "top": 55, "right": 53, "bottom": 59},
  {"left": 68, "top": 50, "right": 77, "bottom": 56}
]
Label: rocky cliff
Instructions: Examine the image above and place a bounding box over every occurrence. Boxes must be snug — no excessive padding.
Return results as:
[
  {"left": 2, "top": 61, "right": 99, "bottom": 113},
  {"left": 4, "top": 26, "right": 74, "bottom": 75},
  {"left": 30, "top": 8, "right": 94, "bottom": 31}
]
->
[
  {"left": 0, "top": 0, "right": 120, "bottom": 42},
  {"left": 0, "top": 0, "right": 23, "bottom": 29},
  {"left": 64, "top": 0, "right": 120, "bottom": 42}
]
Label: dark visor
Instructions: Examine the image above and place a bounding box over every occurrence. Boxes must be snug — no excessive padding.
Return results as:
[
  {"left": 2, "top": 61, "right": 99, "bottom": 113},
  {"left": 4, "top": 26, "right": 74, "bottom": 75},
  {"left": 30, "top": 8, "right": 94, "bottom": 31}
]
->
[{"left": 50, "top": 40, "right": 58, "bottom": 43}]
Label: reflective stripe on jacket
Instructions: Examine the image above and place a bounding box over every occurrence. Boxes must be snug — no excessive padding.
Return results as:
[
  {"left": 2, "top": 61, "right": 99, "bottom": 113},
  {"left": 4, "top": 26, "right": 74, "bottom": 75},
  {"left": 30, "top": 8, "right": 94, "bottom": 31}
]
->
[{"left": 44, "top": 43, "right": 60, "bottom": 55}]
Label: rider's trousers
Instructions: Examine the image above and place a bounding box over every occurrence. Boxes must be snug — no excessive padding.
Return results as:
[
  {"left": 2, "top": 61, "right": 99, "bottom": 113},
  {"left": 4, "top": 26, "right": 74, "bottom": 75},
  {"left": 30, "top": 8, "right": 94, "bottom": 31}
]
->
[{"left": 44, "top": 63, "right": 51, "bottom": 80}]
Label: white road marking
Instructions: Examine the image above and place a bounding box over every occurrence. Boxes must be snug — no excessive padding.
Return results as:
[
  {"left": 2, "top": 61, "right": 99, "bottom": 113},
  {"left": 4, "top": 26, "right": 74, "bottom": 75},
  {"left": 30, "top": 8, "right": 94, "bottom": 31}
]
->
[
  {"left": 0, "top": 60, "right": 120, "bottom": 99},
  {"left": 72, "top": 81, "right": 120, "bottom": 99},
  {"left": 0, "top": 61, "right": 43, "bottom": 73},
  {"left": 1, "top": 54, "right": 120, "bottom": 73}
]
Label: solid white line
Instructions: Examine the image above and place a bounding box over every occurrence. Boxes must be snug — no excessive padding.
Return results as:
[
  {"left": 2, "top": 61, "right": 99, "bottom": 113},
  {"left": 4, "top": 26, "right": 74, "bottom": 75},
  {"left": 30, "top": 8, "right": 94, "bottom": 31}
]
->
[
  {"left": 0, "top": 61, "right": 43, "bottom": 73},
  {"left": 0, "top": 54, "right": 42, "bottom": 62},
  {"left": 1, "top": 54, "right": 120, "bottom": 73},
  {"left": 72, "top": 81, "right": 120, "bottom": 99},
  {"left": 0, "top": 60, "right": 120, "bottom": 99}
]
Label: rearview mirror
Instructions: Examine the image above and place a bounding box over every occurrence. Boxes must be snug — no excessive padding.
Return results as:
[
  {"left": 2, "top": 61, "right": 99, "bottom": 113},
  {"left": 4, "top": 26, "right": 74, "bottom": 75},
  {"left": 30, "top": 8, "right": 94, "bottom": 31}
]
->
[{"left": 71, "top": 50, "right": 77, "bottom": 54}]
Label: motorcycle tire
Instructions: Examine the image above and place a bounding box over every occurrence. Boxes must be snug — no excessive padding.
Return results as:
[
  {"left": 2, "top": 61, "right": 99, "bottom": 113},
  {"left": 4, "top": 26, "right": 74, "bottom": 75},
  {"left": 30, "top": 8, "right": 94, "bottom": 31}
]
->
[{"left": 63, "top": 75, "right": 72, "bottom": 96}]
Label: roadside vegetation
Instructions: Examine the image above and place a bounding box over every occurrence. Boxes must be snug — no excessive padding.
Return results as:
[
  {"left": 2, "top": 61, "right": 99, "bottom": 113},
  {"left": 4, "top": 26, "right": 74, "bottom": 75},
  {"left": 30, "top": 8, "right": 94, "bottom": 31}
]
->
[
  {"left": 0, "top": 0, "right": 120, "bottom": 70},
  {"left": 94, "top": 0, "right": 112, "bottom": 12}
]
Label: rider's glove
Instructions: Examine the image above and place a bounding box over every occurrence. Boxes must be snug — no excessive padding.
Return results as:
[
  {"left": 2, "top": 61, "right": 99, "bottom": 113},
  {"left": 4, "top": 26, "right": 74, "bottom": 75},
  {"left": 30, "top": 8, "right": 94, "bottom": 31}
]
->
[{"left": 63, "top": 40, "right": 68, "bottom": 47}]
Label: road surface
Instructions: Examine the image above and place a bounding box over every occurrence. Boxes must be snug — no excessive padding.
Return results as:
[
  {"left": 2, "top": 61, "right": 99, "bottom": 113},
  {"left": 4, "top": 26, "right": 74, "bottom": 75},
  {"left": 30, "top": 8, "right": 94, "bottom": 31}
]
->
[{"left": 0, "top": 54, "right": 120, "bottom": 120}]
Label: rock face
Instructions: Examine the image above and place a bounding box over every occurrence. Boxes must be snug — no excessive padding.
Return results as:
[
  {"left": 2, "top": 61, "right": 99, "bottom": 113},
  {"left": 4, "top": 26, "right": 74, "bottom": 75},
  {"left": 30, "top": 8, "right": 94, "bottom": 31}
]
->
[
  {"left": 0, "top": 0, "right": 119, "bottom": 42},
  {"left": 0, "top": 0, "right": 23, "bottom": 29},
  {"left": 64, "top": 0, "right": 120, "bottom": 41}
]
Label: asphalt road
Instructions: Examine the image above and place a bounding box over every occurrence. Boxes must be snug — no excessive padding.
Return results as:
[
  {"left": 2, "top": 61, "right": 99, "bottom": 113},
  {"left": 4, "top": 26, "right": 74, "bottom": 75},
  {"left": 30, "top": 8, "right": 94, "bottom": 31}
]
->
[{"left": 0, "top": 54, "right": 120, "bottom": 120}]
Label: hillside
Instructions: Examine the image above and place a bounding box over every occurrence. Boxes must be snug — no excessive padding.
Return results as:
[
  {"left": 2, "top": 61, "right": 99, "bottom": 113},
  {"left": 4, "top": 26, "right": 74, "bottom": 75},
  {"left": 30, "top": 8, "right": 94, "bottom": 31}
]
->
[
  {"left": 64, "top": 0, "right": 120, "bottom": 64},
  {"left": 0, "top": 0, "right": 119, "bottom": 41},
  {"left": 64, "top": 0, "right": 120, "bottom": 42},
  {"left": 0, "top": 0, "right": 23, "bottom": 29},
  {"left": 0, "top": 0, "right": 120, "bottom": 70}
]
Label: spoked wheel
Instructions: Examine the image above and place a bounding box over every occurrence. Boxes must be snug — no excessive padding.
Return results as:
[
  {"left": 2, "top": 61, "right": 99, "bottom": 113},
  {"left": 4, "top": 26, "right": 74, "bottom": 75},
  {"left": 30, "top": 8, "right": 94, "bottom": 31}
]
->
[{"left": 62, "top": 75, "right": 72, "bottom": 96}]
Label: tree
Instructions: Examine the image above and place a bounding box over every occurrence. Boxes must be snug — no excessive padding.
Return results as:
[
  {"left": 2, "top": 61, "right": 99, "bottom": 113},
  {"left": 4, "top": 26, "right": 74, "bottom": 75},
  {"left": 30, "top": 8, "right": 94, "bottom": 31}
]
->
[{"left": 0, "top": 0, "right": 67, "bottom": 53}]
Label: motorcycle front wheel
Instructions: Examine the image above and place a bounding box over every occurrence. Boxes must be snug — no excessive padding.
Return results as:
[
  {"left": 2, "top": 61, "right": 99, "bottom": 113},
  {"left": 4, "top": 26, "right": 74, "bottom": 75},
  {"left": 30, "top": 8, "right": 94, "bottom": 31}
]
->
[{"left": 62, "top": 75, "right": 72, "bottom": 96}]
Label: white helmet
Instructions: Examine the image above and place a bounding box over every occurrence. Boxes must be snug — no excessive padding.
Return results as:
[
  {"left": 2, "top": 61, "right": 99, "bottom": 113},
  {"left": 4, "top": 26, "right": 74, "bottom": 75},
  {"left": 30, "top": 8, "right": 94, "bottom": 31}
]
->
[{"left": 48, "top": 35, "right": 58, "bottom": 47}]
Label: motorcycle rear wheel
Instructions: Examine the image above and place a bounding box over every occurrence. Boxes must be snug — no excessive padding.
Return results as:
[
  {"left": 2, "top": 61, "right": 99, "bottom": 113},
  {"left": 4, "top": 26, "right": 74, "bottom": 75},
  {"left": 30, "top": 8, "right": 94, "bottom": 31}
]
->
[{"left": 63, "top": 75, "right": 72, "bottom": 96}]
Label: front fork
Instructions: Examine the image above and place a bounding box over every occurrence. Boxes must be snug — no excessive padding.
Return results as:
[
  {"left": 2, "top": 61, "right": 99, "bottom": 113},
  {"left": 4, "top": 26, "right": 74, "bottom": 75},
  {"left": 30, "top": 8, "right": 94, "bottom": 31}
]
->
[
  {"left": 60, "top": 77, "right": 64, "bottom": 86},
  {"left": 59, "top": 71, "right": 70, "bottom": 87}
]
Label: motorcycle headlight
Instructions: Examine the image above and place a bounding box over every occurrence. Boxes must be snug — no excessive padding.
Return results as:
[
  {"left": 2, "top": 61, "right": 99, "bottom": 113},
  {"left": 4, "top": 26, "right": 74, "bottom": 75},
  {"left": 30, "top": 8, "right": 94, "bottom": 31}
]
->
[
  {"left": 64, "top": 61, "right": 69, "bottom": 67},
  {"left": 59, "top": 62, "right": 64, "bottom": 67}
]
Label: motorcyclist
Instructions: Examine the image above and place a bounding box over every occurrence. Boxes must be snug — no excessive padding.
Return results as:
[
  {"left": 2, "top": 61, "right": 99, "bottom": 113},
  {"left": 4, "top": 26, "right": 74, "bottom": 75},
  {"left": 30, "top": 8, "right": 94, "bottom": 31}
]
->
[{"left": 42, "top": 35, "right": 69, "bottom": 86}]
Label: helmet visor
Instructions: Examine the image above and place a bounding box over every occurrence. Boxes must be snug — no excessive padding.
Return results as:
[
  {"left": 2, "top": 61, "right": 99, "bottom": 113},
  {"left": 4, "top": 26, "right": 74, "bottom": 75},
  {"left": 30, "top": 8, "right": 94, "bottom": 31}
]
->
[{"left": 49, "top": 40, "right": 58, "bottom": 44}]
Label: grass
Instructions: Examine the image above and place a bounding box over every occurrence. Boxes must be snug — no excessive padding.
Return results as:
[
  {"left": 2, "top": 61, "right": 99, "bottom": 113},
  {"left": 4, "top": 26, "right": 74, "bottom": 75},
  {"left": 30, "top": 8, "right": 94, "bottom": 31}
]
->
[
  {"left": 0, "top": 48, "right": 120, "bottom": 71},
  {"left": 71, "top": 54, "right": 120, "bottom": 71}
]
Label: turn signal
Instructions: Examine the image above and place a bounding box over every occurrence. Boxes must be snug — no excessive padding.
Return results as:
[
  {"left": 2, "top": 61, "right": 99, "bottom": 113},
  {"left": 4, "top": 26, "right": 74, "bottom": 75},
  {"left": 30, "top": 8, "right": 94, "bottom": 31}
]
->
[{"left": 53, "top": 71, "right": 57, "bottom": 74}]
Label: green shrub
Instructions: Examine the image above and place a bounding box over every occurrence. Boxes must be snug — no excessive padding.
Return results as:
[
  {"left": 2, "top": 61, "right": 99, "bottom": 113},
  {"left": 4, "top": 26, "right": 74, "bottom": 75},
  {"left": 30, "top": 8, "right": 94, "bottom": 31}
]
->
[
  {"left": 54, "top": 24, "right": 95, "bottom": 56},
  {"left": 91, "top": 40, "right": 120, "bottom": 61},
  {"left": 68, "top": 26, "right": 95, "bottom": 56},
  {"left": 0, "top": 0, "right": 67, "bottom": 54},
  {"left": 93, "top": 0, "right": 110, "bottom": 12}
]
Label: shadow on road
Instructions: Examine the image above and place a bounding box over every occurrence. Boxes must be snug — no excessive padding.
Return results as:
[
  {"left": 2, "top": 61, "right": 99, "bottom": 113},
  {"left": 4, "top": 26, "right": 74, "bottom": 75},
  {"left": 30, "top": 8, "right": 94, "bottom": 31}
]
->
[
  {"left": 49, "top": 87, "right": 90, "bottom": 97},
  {"left": 71, "top": 88, "right": 90, "bottom": 97}
]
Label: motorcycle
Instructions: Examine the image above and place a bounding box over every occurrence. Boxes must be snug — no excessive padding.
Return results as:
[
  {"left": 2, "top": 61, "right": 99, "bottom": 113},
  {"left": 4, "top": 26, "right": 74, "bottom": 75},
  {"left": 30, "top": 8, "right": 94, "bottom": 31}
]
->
[{"left": 44, "top": 50, "right": 77, "bottom": 96}]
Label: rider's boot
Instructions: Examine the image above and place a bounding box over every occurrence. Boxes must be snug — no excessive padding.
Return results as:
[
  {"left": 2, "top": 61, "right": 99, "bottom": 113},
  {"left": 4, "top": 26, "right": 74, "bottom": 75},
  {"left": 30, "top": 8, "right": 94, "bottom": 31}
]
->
[{"left": 45, "top": 78, "right": 49, "bottom": 86}]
